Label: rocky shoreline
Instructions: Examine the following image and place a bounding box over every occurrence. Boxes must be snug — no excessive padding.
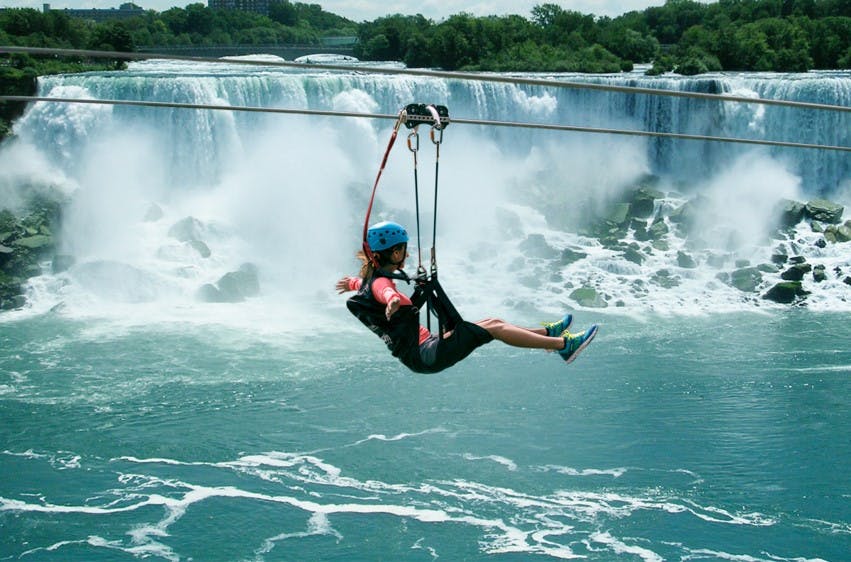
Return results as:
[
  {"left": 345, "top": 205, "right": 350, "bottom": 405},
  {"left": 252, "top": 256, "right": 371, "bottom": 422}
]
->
[
  {"left": 1, "top": 177, "right": 848, "bottom": 312},
  {"left": 554, "top": 180, "right": 849, "bottom": 308}
]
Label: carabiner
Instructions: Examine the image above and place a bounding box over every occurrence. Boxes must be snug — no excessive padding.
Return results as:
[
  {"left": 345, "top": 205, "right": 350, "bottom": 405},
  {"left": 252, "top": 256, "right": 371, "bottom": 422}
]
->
[
  {"left": 407, "top": 127, "right": 420, "bottom": 153},
  {"left": 430, "top": 125, "right": 443, "bottom": 146}
]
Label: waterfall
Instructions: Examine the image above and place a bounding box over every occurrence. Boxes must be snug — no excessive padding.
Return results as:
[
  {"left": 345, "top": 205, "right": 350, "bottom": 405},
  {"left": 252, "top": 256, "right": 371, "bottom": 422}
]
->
[{"left": 2, "top": 59, "right": 850, "bottom": 318}]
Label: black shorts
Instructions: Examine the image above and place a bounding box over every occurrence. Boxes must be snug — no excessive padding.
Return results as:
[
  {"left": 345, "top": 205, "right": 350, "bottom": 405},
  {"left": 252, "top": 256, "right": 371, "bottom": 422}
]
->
[{"left": 402, "top": 320, "right": 494, "bottom": 374}]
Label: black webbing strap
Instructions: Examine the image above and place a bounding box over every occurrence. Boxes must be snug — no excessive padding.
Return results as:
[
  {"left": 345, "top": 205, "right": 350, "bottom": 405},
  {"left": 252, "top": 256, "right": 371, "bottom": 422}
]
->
[{"left": 375, "top": 269, "right": 462, "bottom": 337}]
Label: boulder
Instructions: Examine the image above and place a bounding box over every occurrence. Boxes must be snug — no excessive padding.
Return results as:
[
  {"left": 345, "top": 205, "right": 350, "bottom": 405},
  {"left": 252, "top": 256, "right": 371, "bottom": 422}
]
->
[
  {"left": 560, "top": 248, "right": 587, "bottom": 265},
  {"left": 189, "top": 240, "right": 212, "bottom": 258},
  {"left": 730, "top": 267, "right": 762, "bottom": 292},
  {"left": 168, "top": 216, "right": 204, "bottom": 242},
  {"left": 763, "top": 281, "right": 809, "bottom": 304},
  {"left": 804, "top": 199, "right": 843, "bottom": 224},
  {"left": 832, "top": 223, "right": 851, "bottom": 243},
  {"left": 13, "top": 234, "right": 53, "bottom": 250},
  {"left": 569, "top": 286, "right": 608, "bottom": 308},
  {"left": 651, "top": 269, "right": 680, "bottom": 288},
  {"left": 781, "top": 263, "right": 812, "bottom": 281},
  {"left": 622, "top": 247, "right": 645, "bottom": 265},
  {"left": 776, "top": 199, "right": 805, "bottom": 227},
  {"left": 813, "top": 264, "right": 827, "bottom": 283},
  {"left": 198, "top": 263, "right": 260, "bottom": 303},
  {"left": 648, "top": 218, "right": 669, "bottom": 239},
  {"left": 605, "top": 203, "right": 631, "bottom": 227},
  {"left": 677, "top": 251, "right": 697, "bottom": 268},
  {"left": 628, "top": 186, "right": 663, "bottom": 219},
  {"left": 519, "top": 234, "right": 559, "bottom": 259}
]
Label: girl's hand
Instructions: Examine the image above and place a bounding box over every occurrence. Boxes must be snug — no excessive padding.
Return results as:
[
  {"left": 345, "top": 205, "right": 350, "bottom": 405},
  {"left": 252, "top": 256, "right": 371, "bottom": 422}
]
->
[
  {"left": 385, "top": 296, "right": 401, "bottom": 320},
  {"left": 336, "top": 276, "right": 352, "bottom": 294}
]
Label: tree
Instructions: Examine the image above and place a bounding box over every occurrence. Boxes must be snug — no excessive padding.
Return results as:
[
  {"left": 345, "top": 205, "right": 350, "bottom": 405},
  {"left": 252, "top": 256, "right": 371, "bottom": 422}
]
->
[{"left": 269, "top": 0, "right": 298, "bottom": 26}]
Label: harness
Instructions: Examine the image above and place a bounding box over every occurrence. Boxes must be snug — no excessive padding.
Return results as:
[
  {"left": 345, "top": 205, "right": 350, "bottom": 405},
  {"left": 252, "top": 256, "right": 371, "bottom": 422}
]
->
[{"left": 360, "top": 103, "right": 462, "bottom": 338}]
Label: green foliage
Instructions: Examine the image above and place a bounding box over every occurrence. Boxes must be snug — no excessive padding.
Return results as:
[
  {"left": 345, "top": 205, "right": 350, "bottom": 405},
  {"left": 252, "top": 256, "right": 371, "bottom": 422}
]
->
[{"left": 0, "top": 0, "right": 848, "bottom": 74}]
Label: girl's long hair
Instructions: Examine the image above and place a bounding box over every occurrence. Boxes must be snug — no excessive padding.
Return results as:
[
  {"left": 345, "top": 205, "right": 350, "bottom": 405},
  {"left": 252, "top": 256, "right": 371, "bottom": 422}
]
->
[{"left": 357, "top": 243, "right": 405, "bottom": 279}]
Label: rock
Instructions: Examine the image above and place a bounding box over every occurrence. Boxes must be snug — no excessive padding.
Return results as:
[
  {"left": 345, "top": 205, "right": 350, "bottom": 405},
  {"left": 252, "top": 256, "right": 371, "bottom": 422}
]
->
[
  {"left": 844, "top": 276, "right": 851, "bottom": 286},
  {"left": 519, "top": 234, "right": 559, "bottom": 259},
  {"left": 781, "top": 263, "right": 812, "bottom": 281},
  {"left": 669, "top": 195, "right": 708, "bottom": 230},
  {"left": 629, "top": 186, "right": 663, "bottom": 219},
  {"left": 735, "top": 259, "right": 751, "bottom": 268},
  {"left": 569, "top": 286, "right": 608, "bottom": 308},
  {"left": 763, "top": 281, "right": 809, "bottom": 304},
  {"left": 677, "top": 251, "right": 697, "bottom": 268},
  {"left": 804, "top": 199, "right": 844, "bottom": 224},
  {"left": 788, "top": 256, "right": 807, "bottom": 264},
  {"left": 651, "top": 269, "right": 680, "bottom": 288},
  {"left": 730, "top": 267, "right": 762, "bottom": 292},
  {"left": 622, "top": 247, "right": 645, "bottom": 265},
  {"left": 810, "top": 221, "right": 824, "bottom": 233},
  {"left": 757, "top": 263, "right": 779, "bottom": 273},
  {"left": 168, "top": 217, "right": 204, "bottom": 242},
  {"left": 199, "top": 263, "right": 260, "bottom": 303},
  {"left": 197, "top": 283, "right": 223, "bottom": 302},
  {"left": 606, "top": 203, "right": 631, "bottom": 227},
  {"left": 633, "top": 225, "right": 651, "bottom": 241},
  {"left": 12, "top": 234, "right": 53, "bottom": 250},
  {"left": 834, "top": 224, "right": 851, "bottom": 243},
  {"left": 0, "top": 244, "right": 12, "bottom": 255},
  {"left": 776, "top": 199, "right": 805, "bottom": 227},
  {"left": 560, "top": 248, "right": 587, "bottom": 265},
  {"left": 648, "top": 218, "right": 669, "bottom": 239},
  {"left": 815, "top": 238, "right": 827, "bottom": 249},
  {"left": 189, "top": 240, "right": 211, "bottom": 258},
  {"left": 771, "top": 245, "right": 788, "bottom": 264},
  {"left": 813, "top": 265, "right": 827, "bottom": 283}
]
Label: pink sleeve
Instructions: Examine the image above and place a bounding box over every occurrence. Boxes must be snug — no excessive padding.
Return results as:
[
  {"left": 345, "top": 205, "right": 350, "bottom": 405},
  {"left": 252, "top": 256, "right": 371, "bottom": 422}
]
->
[
  {"left": 347, "top": 277, "right": 362, "bottom": 292},
  {"left": 371, "top": 277, "right": 412, "bottom": 306}
]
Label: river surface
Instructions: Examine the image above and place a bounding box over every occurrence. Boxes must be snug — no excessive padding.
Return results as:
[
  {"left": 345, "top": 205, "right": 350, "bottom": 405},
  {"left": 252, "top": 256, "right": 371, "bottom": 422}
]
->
[{"left": 2, "top": 311, "right": 849, "bottom": 561}]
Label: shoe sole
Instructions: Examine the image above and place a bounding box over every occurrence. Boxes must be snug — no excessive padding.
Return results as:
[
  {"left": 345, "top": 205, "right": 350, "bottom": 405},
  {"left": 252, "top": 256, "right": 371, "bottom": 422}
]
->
[{"left": 563, "top": 324, "right": 598, "bottom": 365}]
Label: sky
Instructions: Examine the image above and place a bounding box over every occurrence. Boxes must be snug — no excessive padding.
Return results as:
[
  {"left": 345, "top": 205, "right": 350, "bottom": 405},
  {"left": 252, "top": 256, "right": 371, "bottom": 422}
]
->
[{"left": 0, "top": 0, "right": 669, "bottom": 21}]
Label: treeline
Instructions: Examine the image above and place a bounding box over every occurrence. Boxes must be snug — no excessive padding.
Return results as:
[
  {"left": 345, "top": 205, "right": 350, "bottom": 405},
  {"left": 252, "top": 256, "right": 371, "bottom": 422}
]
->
[
  {"left": 0, "top": 2, "right": 355, "bottom": 52},
  {"left": 356, "top": 0, "right": 851, "bottom": 73},
  {"left": 0, "top": 0, "right": 850, "bottom": 76}
]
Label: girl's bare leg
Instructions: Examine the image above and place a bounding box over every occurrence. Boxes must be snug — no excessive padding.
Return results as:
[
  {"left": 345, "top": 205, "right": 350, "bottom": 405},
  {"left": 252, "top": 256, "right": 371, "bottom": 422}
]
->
[{"left": 475, "top": 318, "right": 565, "bottom": 350}]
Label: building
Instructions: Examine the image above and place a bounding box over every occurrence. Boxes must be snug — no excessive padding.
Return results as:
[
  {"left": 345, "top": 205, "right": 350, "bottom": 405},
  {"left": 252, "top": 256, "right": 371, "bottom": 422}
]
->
[
  {"left": 208, "top": 0, "right": 269, "bottom": 16},
  {"left": 41, "top": 3, "right": 145, "bottom": 22}
]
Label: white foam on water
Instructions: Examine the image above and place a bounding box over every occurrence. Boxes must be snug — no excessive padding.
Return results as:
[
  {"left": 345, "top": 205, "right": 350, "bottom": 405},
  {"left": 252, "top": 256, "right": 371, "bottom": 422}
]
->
[
  {"left": 462, "top": 453, "right": 518, "bottom": 471},
  {"left": 0, "top": 448, "right": 806, "bottom": 561}
]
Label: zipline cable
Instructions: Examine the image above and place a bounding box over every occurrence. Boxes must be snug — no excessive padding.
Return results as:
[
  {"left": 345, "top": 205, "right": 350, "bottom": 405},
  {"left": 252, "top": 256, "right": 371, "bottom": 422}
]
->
[
  {"left": 1, "top": 95, "right": 849, "bottom": 153},
  {"left": 2, "top": 46, "right": 851, "bottom": 114}
]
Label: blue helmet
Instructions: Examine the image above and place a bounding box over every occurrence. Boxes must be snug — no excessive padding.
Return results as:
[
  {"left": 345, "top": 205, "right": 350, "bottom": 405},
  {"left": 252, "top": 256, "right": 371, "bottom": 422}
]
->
[{"left": 367, "top": 221, "right": 409, "bottom": 252}]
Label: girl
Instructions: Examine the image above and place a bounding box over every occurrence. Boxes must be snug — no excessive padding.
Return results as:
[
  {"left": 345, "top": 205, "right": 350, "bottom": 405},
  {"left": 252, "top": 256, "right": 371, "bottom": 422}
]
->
[{"left": 336, "top": 221, "right": 597, "bottom": 374}]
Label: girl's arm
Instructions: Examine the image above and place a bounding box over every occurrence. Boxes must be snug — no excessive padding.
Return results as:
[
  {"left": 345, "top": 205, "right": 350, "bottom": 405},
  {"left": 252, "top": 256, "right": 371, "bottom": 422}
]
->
[{"left": 336, "top": 276, "right": 361, "bottom": 294}]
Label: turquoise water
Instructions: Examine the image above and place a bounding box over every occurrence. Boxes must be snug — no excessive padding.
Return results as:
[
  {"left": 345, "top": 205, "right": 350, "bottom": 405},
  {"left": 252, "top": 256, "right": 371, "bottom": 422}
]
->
[{"left": 2, "top": 311, "right": 849, "bottom": 561}]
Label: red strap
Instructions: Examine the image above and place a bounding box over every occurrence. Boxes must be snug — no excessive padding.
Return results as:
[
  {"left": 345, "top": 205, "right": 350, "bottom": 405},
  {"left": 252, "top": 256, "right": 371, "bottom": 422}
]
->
[{"left": 362, "top": 113, "right": 405, "bottom": 266}]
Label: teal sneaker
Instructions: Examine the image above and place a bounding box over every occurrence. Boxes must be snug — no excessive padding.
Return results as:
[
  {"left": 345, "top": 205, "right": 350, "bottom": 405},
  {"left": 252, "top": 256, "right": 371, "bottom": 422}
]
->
[
  {"left": 559, "top": 324, "right": 598, "bottom": 364},
  {"left": 543, "top": 313, "right": 573, "bottom": 337}
]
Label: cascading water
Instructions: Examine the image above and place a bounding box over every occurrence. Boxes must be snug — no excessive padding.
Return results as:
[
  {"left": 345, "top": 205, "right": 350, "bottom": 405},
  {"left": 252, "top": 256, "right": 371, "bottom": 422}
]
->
[{"left": 2, "top": 58, "right": 849, "bottom": 319}]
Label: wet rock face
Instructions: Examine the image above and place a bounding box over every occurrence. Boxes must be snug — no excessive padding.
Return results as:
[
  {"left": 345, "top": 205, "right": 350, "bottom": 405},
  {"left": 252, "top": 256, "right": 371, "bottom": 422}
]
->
[{"left": 0, "top": 202, "right": 61, "bottom": 310}]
